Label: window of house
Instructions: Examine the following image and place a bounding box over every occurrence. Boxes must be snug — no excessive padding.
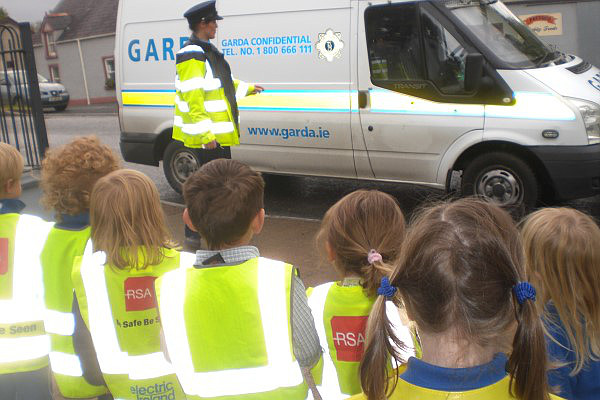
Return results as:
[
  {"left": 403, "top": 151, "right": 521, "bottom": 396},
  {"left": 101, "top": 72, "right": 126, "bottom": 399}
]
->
[
  {"left": 365, "top": 3, "right": 469, "bottom": 95},
  {"left": 49, "top": 65, "right": 60, "bottom": 82},
  {"left": 103, "top": 57, "right": 115, "bottom": 81},
  {"left": 45, "top": 31, "right": 57, "bottom": 59}
]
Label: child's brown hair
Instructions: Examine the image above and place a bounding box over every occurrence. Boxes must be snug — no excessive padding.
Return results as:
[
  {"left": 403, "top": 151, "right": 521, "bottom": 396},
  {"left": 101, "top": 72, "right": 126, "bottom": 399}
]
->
[
  {"left": 41, "top": 136, "right": 120, "bottom": 219},
  {"left": 317, "top": 189, "right": 405, "bottom": 296},
  {"left": 360, "top": 198, "right": 549, "bottom": 400},
  {"left": 0, "top": 143, "right": 24, "bottom": 197},
  {"left": 183, "top": 159, "right": 264, "bottom": 250},
  {"left": 90, "top": 169, "right": 175, "bottom": 270},
  {"left": 521, "top": 207, "right": 600, "bottom": 375}
]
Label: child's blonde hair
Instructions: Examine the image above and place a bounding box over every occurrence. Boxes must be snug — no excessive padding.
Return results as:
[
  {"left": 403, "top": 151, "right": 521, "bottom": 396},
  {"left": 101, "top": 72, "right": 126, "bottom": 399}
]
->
[
  {"left": 41, "top": 136, "right": 120, "bottom": 218},
  {"left": 317, "top": 190, "right": 405, "bottom": 297},
  {"left": 0, "top": 143, "right": 24, "bottom": 197},
  {"left": 361, "top": 198, "right": 549, "bottom": 400},
  {"left": 521, "top": 207, "right": 600, "bottom": 375},
  {"left": 90, "top": 169, "right": 176, "bottom": 270}
]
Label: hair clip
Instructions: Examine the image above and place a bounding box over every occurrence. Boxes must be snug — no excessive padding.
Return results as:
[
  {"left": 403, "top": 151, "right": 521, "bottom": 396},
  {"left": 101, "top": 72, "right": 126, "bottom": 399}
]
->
[
  {"left": 513, "top": 282, "right": 536, "bottom": 305},
  {"left": 368, "top": 249, "right": 383, "bottom": 264},
  {"left": 377, "top": 277, "right": 397, "bottom": 299}
]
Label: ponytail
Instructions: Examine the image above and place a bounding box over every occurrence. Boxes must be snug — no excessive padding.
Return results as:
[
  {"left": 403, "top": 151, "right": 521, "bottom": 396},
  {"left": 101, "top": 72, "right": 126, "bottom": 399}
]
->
[
  {"left": 360, "top": 277, "right": 408, "bottom": 400},
  {"left": 508, "top": 287, "right": 550, "bottom": 400}
]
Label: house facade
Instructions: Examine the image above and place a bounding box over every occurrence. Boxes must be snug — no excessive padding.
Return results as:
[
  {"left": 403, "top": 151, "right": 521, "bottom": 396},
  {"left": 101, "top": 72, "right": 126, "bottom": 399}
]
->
[{"left": 33, "top": 0, "right": 118, "bottom": 106}]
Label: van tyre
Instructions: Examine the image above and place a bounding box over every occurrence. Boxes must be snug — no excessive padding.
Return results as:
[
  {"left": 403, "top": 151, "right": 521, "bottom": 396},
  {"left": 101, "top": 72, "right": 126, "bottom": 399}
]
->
[
  {"left": 54, "top": 105, "right": 67, "bottom": 112},
  {"left": 461, "top": 152, "right": 538, "bottom": 212},
  {"left": 163, "top": 141, "right": 202, "bottom": 194}
]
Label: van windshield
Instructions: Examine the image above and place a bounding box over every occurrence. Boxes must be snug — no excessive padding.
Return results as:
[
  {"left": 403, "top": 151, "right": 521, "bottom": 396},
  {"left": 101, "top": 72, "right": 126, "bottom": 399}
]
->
[{"left": 443, "top": 0, "right": 553, "bottom": 68}]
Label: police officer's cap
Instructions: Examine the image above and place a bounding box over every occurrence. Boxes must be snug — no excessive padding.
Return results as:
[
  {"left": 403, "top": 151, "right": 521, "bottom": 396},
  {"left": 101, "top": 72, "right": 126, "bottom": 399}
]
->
[{"left": 184, "top": 1, "right": 223, "bottom": 26}]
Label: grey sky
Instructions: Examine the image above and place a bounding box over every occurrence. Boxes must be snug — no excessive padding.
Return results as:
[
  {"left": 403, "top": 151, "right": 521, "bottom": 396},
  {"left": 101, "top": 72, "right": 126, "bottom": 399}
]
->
[{"left": 1, "top": 0, "right": 60, "bottom": 23}]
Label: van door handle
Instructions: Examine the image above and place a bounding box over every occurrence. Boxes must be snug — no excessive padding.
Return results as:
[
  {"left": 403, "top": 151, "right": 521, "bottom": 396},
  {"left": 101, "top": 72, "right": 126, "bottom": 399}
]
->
[{"left": 358, "top": 90, "right": 369, "bottom": 109}]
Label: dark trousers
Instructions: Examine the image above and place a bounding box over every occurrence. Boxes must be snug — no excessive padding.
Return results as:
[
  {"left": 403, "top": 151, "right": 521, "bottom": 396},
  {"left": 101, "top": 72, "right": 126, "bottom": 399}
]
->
[
  {"left": 0, "top": 366, "right": 52, "bottom": 400},
  {"left": 184, "top": 145, "right": 232, "bottom": 247}
]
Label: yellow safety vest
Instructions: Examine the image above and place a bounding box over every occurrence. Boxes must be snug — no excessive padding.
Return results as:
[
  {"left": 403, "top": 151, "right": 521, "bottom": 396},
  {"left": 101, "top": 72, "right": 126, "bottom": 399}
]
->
[
  {"left": 72, "top": 242, "right": 185, "bottom": 400},
  {"left": 156, "top": 253, "right": 308, "bottom": 399},
  {"left": 173, "top": 44, "right": 254, "bottom": 148},
  {"left": 308, "top": 282, "right": 415, "bottom": 398},
  {"left": 0, "top": 213, "right": 52, "bottom": 374},
  {"left": 349, "top": 375, "right": 565, "bottom": 400},
  {"left": 41, "top": 226, "right": 108, "bottom": 398}
]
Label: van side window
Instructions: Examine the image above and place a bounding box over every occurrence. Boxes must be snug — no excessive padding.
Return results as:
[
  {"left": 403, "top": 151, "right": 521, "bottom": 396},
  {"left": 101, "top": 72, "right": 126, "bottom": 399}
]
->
[
  {"left": 365, "top": 3, "right": 468, "bottom": 95},
  {"left": 365, "top": 4, "right": 425, "bottom": 82},
  {"left": 421, "top": 8, "right": 466, "bottom": 94}
]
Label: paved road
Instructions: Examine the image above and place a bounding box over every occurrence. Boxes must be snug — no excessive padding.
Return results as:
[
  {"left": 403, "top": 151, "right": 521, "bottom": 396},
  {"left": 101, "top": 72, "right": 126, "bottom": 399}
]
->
[{"left": 44, "top": 113, "right": 600, "bottom": 221}]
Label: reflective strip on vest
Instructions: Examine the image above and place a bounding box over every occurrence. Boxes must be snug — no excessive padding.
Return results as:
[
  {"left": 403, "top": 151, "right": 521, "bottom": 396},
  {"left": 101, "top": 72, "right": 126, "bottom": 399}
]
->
[
  {"left": 160, "top": 255, "right": 304, "bottom": 398},
  {"left": 175, "top": 95, "right": 190, "bottom": 112},
  {"left": 211, "top": 122, "right": 235, "bottom": 134},
  {"left": 0, "top": 215, "right": 51, "bottom": 364},
  {"left": 49, "top": 351, "right": 83, "bottom": 377},
  {"left": 174, "top": 116, "right": 212, "bottom": 135},
  {"left": 307, "top": 283, "right": 346, "bottom": 399},
  {"left": 79, "top": 243, "right": 174, "bottom": 380},
  {"left": 44, "top": 310, "right": 75, "bottom": 336},
  {"left": 236, "top": 81, "right": 250, "bottom": 100},
  {"left": 204, "top": 100, "right": 228, "bottom": 113}
]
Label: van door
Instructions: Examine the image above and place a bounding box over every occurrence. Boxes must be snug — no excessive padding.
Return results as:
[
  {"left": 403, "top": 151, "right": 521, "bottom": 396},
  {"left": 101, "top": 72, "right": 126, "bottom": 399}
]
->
[
  {"left": 220, "top": 3, "right": 356, "bottom": 179},
  {"left": 356, "top": 1, "right": 485, "bottom": 185}
]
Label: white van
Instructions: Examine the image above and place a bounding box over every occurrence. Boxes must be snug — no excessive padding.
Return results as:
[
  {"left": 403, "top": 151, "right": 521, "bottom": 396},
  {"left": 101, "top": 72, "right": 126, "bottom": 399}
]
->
[{"left": 116, "top": 0, "right": 600, "bottom": 209}]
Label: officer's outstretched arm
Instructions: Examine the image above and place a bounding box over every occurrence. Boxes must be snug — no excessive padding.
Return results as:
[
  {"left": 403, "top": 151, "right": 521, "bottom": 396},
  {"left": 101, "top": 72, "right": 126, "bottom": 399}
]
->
[{"left": 232, "top": 77, "right": 257, "bottom": 99}]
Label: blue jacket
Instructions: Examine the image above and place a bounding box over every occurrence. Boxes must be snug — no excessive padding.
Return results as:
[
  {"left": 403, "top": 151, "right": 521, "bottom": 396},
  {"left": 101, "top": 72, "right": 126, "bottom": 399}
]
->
[{"left": 546, "top": 304, "right": 600, "bottom": 400}]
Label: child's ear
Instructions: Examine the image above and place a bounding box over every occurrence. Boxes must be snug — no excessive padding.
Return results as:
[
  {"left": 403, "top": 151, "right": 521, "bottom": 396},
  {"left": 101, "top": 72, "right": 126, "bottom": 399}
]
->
[
  {"left": 5, "top": 178, "right": 21, "bottom": 197},
  {"left": 251, "top": 208, "right": 265, "bottom": 235},
  {"left": 182, "top": 208, "right": 198, "bottom": 232},
  {"left": 325, "top": 241, "right": 336, "bottom": 263}
]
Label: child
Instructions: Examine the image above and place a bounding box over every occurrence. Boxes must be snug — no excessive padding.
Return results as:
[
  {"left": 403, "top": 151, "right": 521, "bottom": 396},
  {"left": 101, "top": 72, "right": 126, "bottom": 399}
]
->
[
  {"left": 71, "top": 169, "right": 185, "bottom": 400},
  {"left": 521, "top": 208, "right": 600, "bottom": 400},
  {"left": 353, "top": 198, "right": 560, "bottom": 400},
  {"left": 156, "top": 159, "right": 322, "bottom": 399},
  {"left": 0, "top": 143, "right": 53, "bottom": 400},
  {"left": 307, "top": 190, "right": 416, "bottom": 398},
  {"left": 39, "top": 136, "right": 119, "bottom": 399}
]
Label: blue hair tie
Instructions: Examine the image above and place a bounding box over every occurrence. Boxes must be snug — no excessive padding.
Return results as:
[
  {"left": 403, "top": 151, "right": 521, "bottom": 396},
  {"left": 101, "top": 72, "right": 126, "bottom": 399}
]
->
[
  {"left": 513, "top": 282, "right": 536, "bottom": 305},
  {"left": 377, "top": 277, "right": 398, "bottom": 299}
]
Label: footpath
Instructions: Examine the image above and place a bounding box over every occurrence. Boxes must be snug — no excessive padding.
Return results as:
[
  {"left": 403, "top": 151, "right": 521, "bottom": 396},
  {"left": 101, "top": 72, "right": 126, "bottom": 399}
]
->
[{"left": 21, "top": 172, "right": 336, "bottom": 288}]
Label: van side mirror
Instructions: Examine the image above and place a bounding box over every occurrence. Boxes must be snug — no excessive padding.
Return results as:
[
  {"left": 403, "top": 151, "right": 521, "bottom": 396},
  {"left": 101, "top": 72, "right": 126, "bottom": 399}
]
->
[{"left": 465, "top": 53, "right": 484, "bottom": 92}]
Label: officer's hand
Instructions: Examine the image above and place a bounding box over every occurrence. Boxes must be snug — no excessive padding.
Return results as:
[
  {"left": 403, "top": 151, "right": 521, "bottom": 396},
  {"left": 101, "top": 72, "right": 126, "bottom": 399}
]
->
[
  {"left": 203, "top": 140, "right": 218, "bottom": 150},
  {"left": 252, "top": 85, "right": 264, "bottom": 94}
]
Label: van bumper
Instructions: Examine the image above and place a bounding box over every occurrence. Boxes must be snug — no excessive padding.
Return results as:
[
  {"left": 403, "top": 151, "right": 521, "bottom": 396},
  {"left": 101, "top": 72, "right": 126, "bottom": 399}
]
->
[
  {"left": 530, "top": 143, "right": 600, "bottom": 201},
  {"left": 120, "top": 132, "right": 158, "bottom": 166}
]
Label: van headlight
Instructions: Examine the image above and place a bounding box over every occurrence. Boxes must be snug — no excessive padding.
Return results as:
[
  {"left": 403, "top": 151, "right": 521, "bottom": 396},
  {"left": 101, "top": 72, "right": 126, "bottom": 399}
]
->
[{"left": 568, "top": 98, "right": 600, "bottom": 144}]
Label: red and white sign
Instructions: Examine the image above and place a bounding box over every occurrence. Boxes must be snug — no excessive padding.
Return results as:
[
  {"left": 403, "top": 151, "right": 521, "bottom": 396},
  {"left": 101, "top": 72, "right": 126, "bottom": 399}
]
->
[
  {"left": 124, "top": 276, "right": 157, "bottom": 311},
  {"left": 0, "top": 238, "right": 8, "bottom": 275},
  {"left": 331, "top": 316, "right": 368, "bottom": 362},
  {"left": 520, "top": 13, "right": 563, "bottom": 37}
]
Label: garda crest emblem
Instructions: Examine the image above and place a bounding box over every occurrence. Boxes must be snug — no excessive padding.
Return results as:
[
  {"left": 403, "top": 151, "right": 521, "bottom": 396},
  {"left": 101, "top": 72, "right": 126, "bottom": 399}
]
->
[{"left": 316, "top": 29, "right": 344, "bottom": 62}]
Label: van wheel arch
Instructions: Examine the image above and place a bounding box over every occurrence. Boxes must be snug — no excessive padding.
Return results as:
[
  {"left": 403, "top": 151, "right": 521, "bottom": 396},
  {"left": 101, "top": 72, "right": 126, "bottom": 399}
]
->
[
  {"left": 154, "top": 128, "right": 174, "bottom": 163},
  {"left": 451, "top": 141, "right": 555, "bottom": 205}
]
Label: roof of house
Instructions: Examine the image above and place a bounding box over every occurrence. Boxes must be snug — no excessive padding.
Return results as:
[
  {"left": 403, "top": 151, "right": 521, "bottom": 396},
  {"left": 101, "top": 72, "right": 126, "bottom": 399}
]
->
[{"left": 33, "top": 0, "right": 118, "bottom": 45}]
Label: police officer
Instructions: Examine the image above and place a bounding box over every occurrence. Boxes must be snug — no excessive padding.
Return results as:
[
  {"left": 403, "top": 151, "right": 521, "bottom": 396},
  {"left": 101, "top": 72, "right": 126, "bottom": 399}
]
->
[
  {"left": 175, "top": 1, "right": 263, "bottom": 249},
  {"left": 173, "top": 0, "right": 263, "bottom": 155}
]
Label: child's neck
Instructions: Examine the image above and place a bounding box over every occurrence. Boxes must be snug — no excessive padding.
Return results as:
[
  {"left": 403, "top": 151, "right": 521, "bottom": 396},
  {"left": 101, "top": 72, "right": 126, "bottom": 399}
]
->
[{"left": 419, "top": 330, "right": 496, "bottom": 368}]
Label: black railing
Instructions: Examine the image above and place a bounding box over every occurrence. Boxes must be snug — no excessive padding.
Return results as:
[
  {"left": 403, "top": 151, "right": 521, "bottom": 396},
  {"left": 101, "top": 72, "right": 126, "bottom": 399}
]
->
[{"left": 0, "top": 22, "right": 48, "bottom": 168}]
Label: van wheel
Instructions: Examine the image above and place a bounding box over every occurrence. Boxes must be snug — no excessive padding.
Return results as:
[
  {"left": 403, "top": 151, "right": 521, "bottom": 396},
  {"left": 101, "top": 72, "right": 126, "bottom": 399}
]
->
[
  {"left": 163, "top": 141, "right": 201, "bottom": 194},
  {"left": 461, "top": 152, "right": 538, "bottom": 212}
]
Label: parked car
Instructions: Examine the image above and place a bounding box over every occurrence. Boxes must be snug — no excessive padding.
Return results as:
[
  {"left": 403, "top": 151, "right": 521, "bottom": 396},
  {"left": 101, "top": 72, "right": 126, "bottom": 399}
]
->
[{"left": 0, "top": 70, "right": 70, "bottom": 111}]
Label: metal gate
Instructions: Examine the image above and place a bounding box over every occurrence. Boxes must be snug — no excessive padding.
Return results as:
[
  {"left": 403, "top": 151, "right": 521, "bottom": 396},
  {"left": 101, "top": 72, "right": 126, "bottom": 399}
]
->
[{"left": 0, "top": 22, "right": 48, "bottom": 168}]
